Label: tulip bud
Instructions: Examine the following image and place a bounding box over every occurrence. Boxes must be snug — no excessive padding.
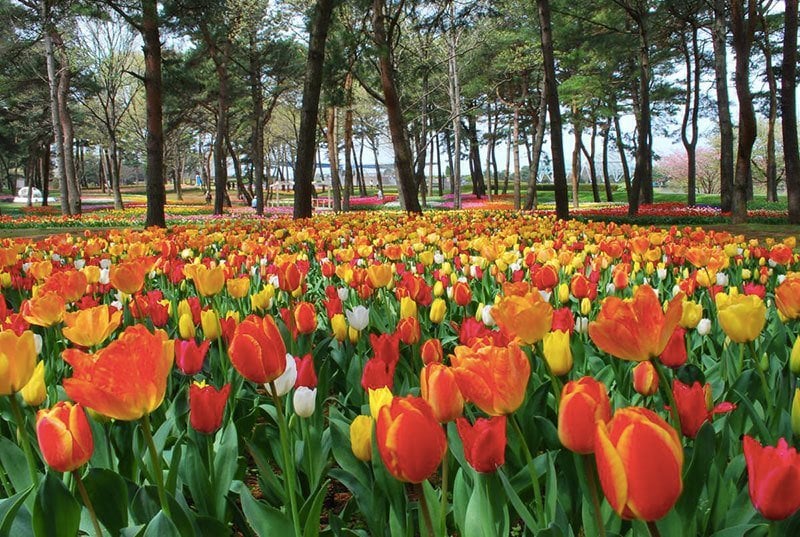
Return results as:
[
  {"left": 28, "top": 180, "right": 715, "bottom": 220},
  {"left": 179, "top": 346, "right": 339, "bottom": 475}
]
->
[
  {"left": 201, "top": 309, "right": 220, "bottom": 341},
  {"left": 265, "top": 354, "right": 298, "bottom": 397},
  {"left": 429, "top": 298, "right": 446, "bottom": 324},
  {"left": 558, "top": 283, "right": 570, "bottom": 303},
  {"left": 793, "top": 389, "right": 800, "bottom": 437},
  {"left": 399, "top": 296, "right": 417, "bottom": 319},
  {"left": 420, "top": 363, "right": 464, "bottom": 423},
  {"left": 420, "top": 338, "right": 443, "bottom": 365},
  {"left": 350, "top": 415, "right": 373, "bottom": 462},
  {"left": 580, "top": 297, "right": 592, "bottom": 316},
  {"left": 36, "top": 402, "right": 94, "bottom": 472},
  {"left": 696, "top": 318, "right": 712, "bottom": 336},
  {"left": 294, "top": 302, "right": 317, "bottom": 335},
  {"left": 680, "top": 300, "right": 703, "bottom": 329},
  {"left": 189, "top": 382, "right": 231, "bottom": 435},
  {"left": 369, "top": 386, "right": 393, "bottom": 421},
  {"left": 348, "top": 326, "right": 359, "bottom": 344},
  {"left": 542, "top": 330, "right": 573, "bottom": 376},
  {"left": 632, "top": 361, "right": 658, "bottom": 396},
  {"left": 179, "top": 312, "right": 196, "bottom": 340},
  {"left": 21, "top": 361, "right": 46, "bottom": 406},
  {"left": 433, "top": 280, "right": 445, "bottom": 298},
  {"left": 331, "top": 313, "right": 347, "bottom": 342},
  {"left": 345, "top": 305, "right": 370, "bottom": 332},
  {"left": 293, "top": 387, "right": 317, "bottom": 418}
]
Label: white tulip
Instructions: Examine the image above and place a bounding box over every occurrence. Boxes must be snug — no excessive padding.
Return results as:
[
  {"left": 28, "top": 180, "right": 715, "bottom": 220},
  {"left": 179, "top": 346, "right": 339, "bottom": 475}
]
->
[
  {"left": 697, "top": 318, "right": 712, "bottom": 336},
  {"left": 346, "top": 305, "right": 370, "bottom": 331},
  {"left": 293, "top": 387, "right": 317, "bottom": 418},
  {"left": 265, "top": 354, "right": 297, "bottom": 397}
]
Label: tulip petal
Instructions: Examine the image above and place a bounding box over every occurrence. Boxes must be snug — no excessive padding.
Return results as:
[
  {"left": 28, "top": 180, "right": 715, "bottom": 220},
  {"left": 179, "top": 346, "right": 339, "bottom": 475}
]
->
[{"left": 595, "top": 421, "right": 628, "bottom": 516}]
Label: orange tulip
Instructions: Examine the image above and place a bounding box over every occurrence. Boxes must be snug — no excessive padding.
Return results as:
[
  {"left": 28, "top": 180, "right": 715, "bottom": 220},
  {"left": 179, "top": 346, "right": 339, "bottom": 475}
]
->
[
  {"left": 376, "top": 396, "right": 447, "bottom": 483},
  {"left": 588, "top": 285, "right": 683, "bottom": 361},
  {"left": 38, "top": 270, "right": 88, "bottom": 303},
  {"left": 62, "top": 305, "right": 122, "bottom": 348},
  {"left": 226, "top": 277, "right": 251, "bottom": 299},
  {"left": 36, "top": 401, "right": 94, "bottom": 472},
  {"left": 366, "top": 264, "right": 393, "bottom": 288},
  {"left": 293, "top": 302, "right": 317, "bottom": 335},
  {"left": 63, "top": 325, "right": 174, "bottom": 420},
  {"left": 558, "top": 377, "right": 611, "bottom": 454},
  {"left": 228, "top": 315, "right": 287, "bottom": 384},
  {"left": 191, "top": 264, "right": 226, "bottom": 297},
  {"left": 491, "top": 292, "right": 553, "bottom": 345},
  {"left": 451, "top": 281, "right": 472, "bottom": 307},
  {"left": 420, "top": 363, "right": 464, "bottom": 423},
  {"left": 776, "top": 274, "right": 800, "bottom": 320},
  {"left": 595, "top": 407, "right": 683, "bottom": 521},
  {"left": 451, "top": 342, "right": 530, "bottom": 416},
  {"left": 0, "top": 329, "right": 37, "bottom": 395},
  {"left": 632, "top": 361, "right": 659, "bottom": 396},
  {"left": 396, "top": 317, "right": 420, "bottom": 345},
  {"left": 21, "top": 292, "right": 66, "bottom": 327},
  {"left": 420, "top": 338, "right": 443, "bottom": 365},
  {"left": 109, "top": 259, "right": 150, "bottom": 295}
]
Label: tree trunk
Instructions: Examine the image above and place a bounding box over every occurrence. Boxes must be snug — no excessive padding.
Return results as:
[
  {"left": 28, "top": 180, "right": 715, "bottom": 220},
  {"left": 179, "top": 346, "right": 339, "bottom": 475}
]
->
[
  {"left": 713, "top": 0, "right": 734, "bottom": 212},
  {"left": 110, "top": 136, "right": 124, "bottom": 210},
  {"left": 358, "top": 137, "right": 368, "bottom": 196},
  {"left": 415, "top": 73, "right": 429, "bottom": 207},
  {"left": 250, "top": 31, "right": 265, "bottom": 215},
  {"left": 227, "top": 137, "right": 250, "bottom": 205},
  {"left": 571, "top": 111, "right": 581, "bottom": 209},
  {"left": 680, "top": 28, "right": 700, "bottom": 207},
  {"left": 57, "top": 45, "right": 80, "bottom": 215},
  {"left": 435, "top": 133, "right": 443, "bottom": 196},
  {"left": 759, "top": 13, "right": 778, "bottom": 202},
  {"left": 142, "top": 0, "right": 165, "bottom": 227},
  {"left": 580, "top": 122, "right": 600, "bottom": 202},
  {"left": 613, "top": 114, "right": 631, "bottom": 199},
  {"left": 293, "top": 0, "right": 334, "bottom": 218},
  {"left": 467, "top": 112, "right": 485, "bottom": 198},
  {"left": 629, "top": 13, "right": 652, "bottom": 215},
  {"left": 343, "top": 72, "right": 355, "bottom": 211},
  {"left": 445, "top": 129, "right": 455, "bottom": 195},
  {"left": 485, "top": 101, "right": 495, "bottom": 201},
  {"left": 326, "top": 106, "right": 342, "bottom": 212},
  {"left": 525, "top": 79, "right": 547, "bottom": 210},
  {"left": 43, "top": 16, "right": 69, "bottom": 215},
  {"left": 447, "top": 15, "right": 461, "bottom": 209},
  {"left": 537, "top": 0, "right": 569, "bottom": 220},
  {"left": 372, "top": 142, "right": 384, "bottom": 194},
  {"left": 41, "top": 143, "right": 51, "bottom": 204},
  {"left": 730, "top": 0, "right": 757, "bottom": 223},
  {"left": 783, "top": 0, "right": 800, "bottom": 223},
  {"left": 512, "top": 103, "right": 521, "bottom": 210},
  {"left": 601, "top": 119, "right": 613, "bottom": 201},
  {"left": 373, "top": 0, "right": 420, "bottom": 212}
]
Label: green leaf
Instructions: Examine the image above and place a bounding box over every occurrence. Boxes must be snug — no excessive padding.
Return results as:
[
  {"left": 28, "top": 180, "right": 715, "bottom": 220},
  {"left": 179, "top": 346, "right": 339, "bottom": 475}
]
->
[
  {"left": 708, "top": 524, "right": 764, "bottom": 537},
  {"left": 143, "top": 511, "right": 181, "bottom": 537},
  {"left": 234, "top": 481, "right": 294, "bottom": 537},
  {"left": 0, "top": 487, "right": 32, "bottom": 537},
  {"left": 497, "top": 469, "right": 537, "bottom": 531},
  {"left": 302, "top": 481, "right": 329, "bottom": 537},
  {"left": 213, "top": 423, "right": 239, "bottom": 519},
  {"left": 677, "top": 420, "right": 716, "bottom": 528},
  {"left": 452, "top": 469, "right": 470, "bottom": 537},
  {"left": 0, "top": 437, "right": 34, "bottom": 494},
  {"left": 82, "top": 468, "right": 129, "bottom": 535},
  {"left": 32, "top": 473, "right": 80, "bottom": 537}
]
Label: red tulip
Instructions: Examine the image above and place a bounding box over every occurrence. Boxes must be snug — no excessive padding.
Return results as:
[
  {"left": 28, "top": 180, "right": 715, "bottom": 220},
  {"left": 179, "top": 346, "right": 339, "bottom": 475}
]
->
[
  {"left": 659, "top": 327, "right": 687, "bottom": 368},
  {"left": 175, "top": 339, "right": 211, "bottom": 375},
  {"left": 452, "top": 281, "right": 472, "bottom": 307},
  {"left": 672, "top": 380, "right": 735, "bottom": 438},
  {"left": 361, "top": 357, "right": 396, "bottom": 391},
  {"left": 456, "top": 416, "right": 507, "bottom": 473},
  {"left": 228, "top": 315, "right": 287, "bottom": 384},
  {"left": 189, "top": 382, "right": 231, "bottom": 435},
  {"left": 376, "top": 396, "right": 447, "bottom": 483},
  {"left": 420, "top": 338, "right": 443, "bottom": 365},
  {"left": 36, "top": 402, "right": 94, "bottom": 472},
  {"left": 294, "top": 354, "right": 318, "bottom": 388},
  {"left": 558, "top": 377, "right": 612, "bottom": 454},
  {"left": 632, "top": 361, "right": 659, "bottom": 396},
  {"left": 396, "top": 317, "right": 421, "bottom": 345},
  {"left": 451, "top": 342, "right": 530, "bottom": 416},
  {"left": 420, "top": 363, "right": 464, "bottom": 423},
  {"left": 743, "top": 435, "right": 800, "bottom": 520},
  {"left": 294, "top": 302, "right": 317, "bottom": 335}
]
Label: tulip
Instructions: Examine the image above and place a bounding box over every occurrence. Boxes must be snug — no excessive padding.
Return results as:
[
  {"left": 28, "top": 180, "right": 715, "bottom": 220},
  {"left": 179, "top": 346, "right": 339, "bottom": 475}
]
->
[
  {"left": 557, "top": 282, "right": 570, "bottom": 303},
  {"left": 558, "top": 377, "right": 612, "bottom": 454},
  {"left": 201, "top": 309, "right": 220, "bottom": 340},
  {"left": 0, "top": 329, "right": 37, "bottom": 395},
  {"left": 21, "top": 293, "right": 66, "bottom": 327},
  {"left": 659, "top": 327, "right": 687, "bottom": 368},
  {"left": 293, "top": 387, "right": 317, "bottom": 418},
  {"left": 369, "top": 386, "right": 394, "bottom": 421},
  {"left": 376, "top": 396, "right": 447, "bottom": 483},
  {"left": 189, "top": 381, "right": 231, "bottom": 434},
  {"left": 179, "top": 312, "right": 196, "bottom": 340},
  {"left": 420, "top": 338, "right": 443, "bottom": 365},
  {"left": 192, "top": 265, "right": 226, "bottom": 297},
  {"left": 62, "top": 305, "right": 122, "bottom": 348},
  {"left": 36, "top": 402, "right": 93, "bottom": 472},
  {"left": 429, "top": 298, "right": 446, "bottom": 324},
  {"left": 396, "top": 317, "right": 420, "bottom": 345},
  {"left": 228, "top": 315, "right": 287, "bottom": 384},
  {"left": 293, "top": 302, "right": 317, "bottom": 335},
  {"left": 226, "top": 277, "right": 250, "bottom": 299},
  {"left": 331, "top": 313, "right": 347, "bottom": 342},
  {"left": 277, "top": 261, "right": 304, "bottom": 293},
  {"left": 21, "top": 361, "right": 46, "bottom": 406},
  {"left": 672, "top": 380, "right": 735, "bottom": 438},
  {"left": 715, "top": 292, "right": 766, "bottom": 343},
  {"left": 109, "top": 259, "right": 149, "bottom": 294},
  {"left": 451, "top": 342, "right": 530, "bottom": 416},
  {"left": 264, "top": 354, "right": 297, "bottom": 397},
  {"left": 551, "top": 307, "right": 575, "bottom": 334},
  {"left": 632, "top": 361, "right": 658, "bottom": 396},
  {"left": 294, "top": 354, "right": 318, "bottom": 388},
  {"left": 595, "top": 407, "right": 683, "bottom": 521},
  {"left": 452, "top": 281, "right": 472, "bottom": 306},
  {"left": 63, "top": 325, "right": 174, "bottom": 421},
  {"left": 456, "top": 416, "right": 507, "bottom": 473},
  {"left": 542, "top": 330, "right": 573, "bottom": 376},
  {"left": 793, "top": 389, "right": 800, "bottom": 437},
  {"left": 420, "top": 363, "right": 464, "bottom": 423},
  {"left": 366, "top": 264, "right": 393, "bottom": 288},
  {"left": 679, "top": 300, "right": 702, "bottom": 329},
  {"left": 175, "top": 339, "right": 211, "bottom": 375},
  {"left": 743, "top": 435, "right": 800, "bottom": 520},
  {"left": 588, "top": 285, "right": 683, "bottom": 362},
  {"left": 791, "top": 337, "right": 800, "bottom": 375},
  {"left": 696, "top": 318, "right": 712, "bottom": 336},
  {"left": 399, "top": 296, "right": 417, "bottom": 319},
  {"left": 362, "top": 358, "right": 396, "bottom": 391},
  {"left": 775, "top": 275, "right": 800, "bottom": 320},
  {"left": 492, "top": 292, "right": 553, "bottom": 345},
  {"left": 346, "top": 305, "right": 370, "bottom": 331},
  {"left": 350, "top": 415, "right": 373, "bottom": 462},
  {"left": 251, "top": 285, "right": 275, "bottom": 312}
]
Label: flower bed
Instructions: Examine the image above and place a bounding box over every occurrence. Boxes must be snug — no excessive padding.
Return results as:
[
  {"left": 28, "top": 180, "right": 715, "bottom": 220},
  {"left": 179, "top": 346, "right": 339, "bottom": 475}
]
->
[{"left": 0, "top": 211, "right": 799, "bottom": 536}]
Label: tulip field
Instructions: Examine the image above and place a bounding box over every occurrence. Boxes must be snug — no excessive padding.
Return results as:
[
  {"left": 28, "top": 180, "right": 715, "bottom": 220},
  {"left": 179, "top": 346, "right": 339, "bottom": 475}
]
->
[{"left": 1, "top": 210, "right": 800, "bottom": 536}]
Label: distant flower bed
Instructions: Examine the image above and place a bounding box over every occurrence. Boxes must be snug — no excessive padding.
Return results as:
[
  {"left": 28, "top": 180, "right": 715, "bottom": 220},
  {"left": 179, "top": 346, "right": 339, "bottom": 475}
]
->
[{"left": 573, "top": 202, "right": 788, "bottom": 224}]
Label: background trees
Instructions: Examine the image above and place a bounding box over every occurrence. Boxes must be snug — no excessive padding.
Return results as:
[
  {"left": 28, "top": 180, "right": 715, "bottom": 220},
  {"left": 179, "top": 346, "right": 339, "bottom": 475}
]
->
[{"left": 0, "top": 0, "right": 795, "bottom": 224}]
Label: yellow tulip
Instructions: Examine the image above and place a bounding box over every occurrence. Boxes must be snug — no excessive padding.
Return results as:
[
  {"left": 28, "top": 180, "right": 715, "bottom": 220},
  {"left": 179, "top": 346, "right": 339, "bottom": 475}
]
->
[
  {"left": 715, "top": 292, "right": 766, "bottom": 343},
  {"left": 399, "top": 296, "right": 417, "bottom": 319},
  {"left": 21, "top": 361, "right": 46, "bottom": 406},
  {"left": 429, "top": 298, "right": 446, "bottom": 324},
  {"left": 179, "top": 312, "right": 196, "bottom": 340},
  {"left": 0, "top": 330, "right": 37, "bottom": 395},
  {"left": 350, "top": 415, "right": 373, "bottom": 462},
  {"left": 790, "top": 337, "right": 800, "bottom": 375},
  {"left": 331, "top": 313, "right": 347, "bottom": 342},
  {"left": 793, "top": 389, "right": 800, "bottom": 437},
  {"left": 201, "top": 309, "right": 220, "bottom": 340},
  {"left": 542, "top": 330, "right": 573, "bottom": 376},
  {"left": 679, "top": 300, "right": 703, "bottom": 330},
  {"left": 368, "top": 387, "right": 393, "bottom": 421}
]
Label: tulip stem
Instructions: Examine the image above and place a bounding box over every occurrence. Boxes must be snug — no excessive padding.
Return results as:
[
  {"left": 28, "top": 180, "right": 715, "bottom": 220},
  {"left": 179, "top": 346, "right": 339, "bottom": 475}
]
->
[
  {"left": 141, "top": 414, "right": 171, "bottom": 518},
  {"left": 270, "top": 381, "right": 302, "bottom": 537},
  {"left": 510, "top": 414, "right": 544, "bottom": 525},
  {"left": 646, "top": 520, "right": 662, "bottom": 537},
  {"left": 9, "top": 395, "right": 38, "bottom": 486},
  {"left": 748, "top": 341, "right": 773, "bottom": 419},
  {"left": 0, "top": 462, "right": 12, "bottom": 496},
  {"left": 416, "top": 482, "right": 435, "bottom": 537},
  {"left": 440, "top": 449, "right": 449, "bottom": 537},
  {"left": 74, "top": 469, "right": 103, "bottom": 537},
  {"left": 207, "top": 434, "right": 216, "bottom": 490},
  {"left": 654, "top": 361, "right": 682, "bottom": 435},
  {"left": 581, "top": 455, "right": 606, "bottom": 537}
]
